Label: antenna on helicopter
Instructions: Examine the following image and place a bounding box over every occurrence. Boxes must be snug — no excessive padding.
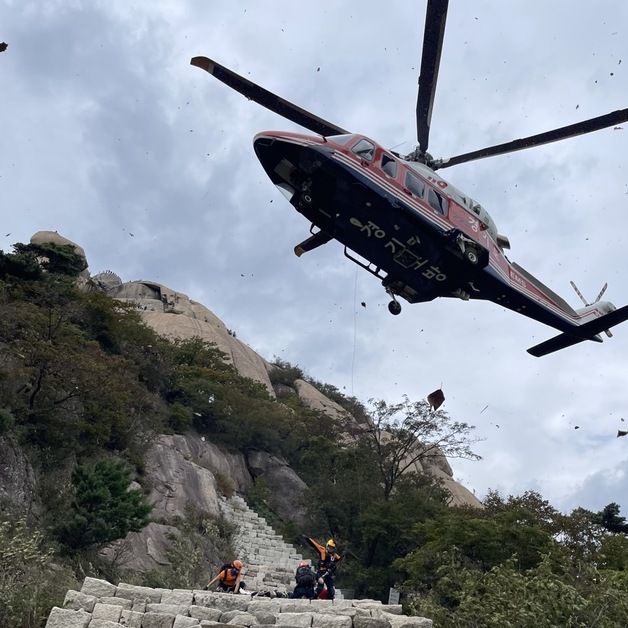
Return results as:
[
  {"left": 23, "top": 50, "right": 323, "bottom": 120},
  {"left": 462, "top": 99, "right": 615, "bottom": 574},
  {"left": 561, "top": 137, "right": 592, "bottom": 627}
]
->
[{"left": 570, "top": 281, "right": 611, "bottom": 337}]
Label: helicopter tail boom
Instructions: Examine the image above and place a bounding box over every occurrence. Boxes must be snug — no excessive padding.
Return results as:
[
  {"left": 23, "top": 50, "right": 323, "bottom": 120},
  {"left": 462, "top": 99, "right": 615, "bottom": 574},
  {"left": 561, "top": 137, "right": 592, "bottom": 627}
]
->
[{"left": 528, "top": 304, "right": 628, "bottom": 357}]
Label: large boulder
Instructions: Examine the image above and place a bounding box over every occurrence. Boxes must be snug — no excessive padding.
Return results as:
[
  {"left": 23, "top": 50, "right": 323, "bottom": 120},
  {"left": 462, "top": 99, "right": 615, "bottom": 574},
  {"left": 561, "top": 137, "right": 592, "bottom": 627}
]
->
[
  {"left": 145, "top": 434, "right": 252, "bottom": 523},
  {"left": 293, "top": 380, "right": 351, "bottom": 423},
  {"left": 246, "top": 451, "right": 309, "bottom": 526},
  {"left": 110, "top": 281, "right": 274, "bottom": 395},
  {"left": 30, "top": 230, "right": 87, "bottom": 264},
  {"left": 99, "top": 522, "right": 181, "bottom": 572}
]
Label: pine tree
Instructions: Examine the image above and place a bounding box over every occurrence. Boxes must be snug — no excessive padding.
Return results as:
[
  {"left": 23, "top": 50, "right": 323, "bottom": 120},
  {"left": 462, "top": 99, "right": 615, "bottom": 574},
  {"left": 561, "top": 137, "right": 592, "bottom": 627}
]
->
[{"left": 56, "top": 458, "right": 151, "bottom": 550}]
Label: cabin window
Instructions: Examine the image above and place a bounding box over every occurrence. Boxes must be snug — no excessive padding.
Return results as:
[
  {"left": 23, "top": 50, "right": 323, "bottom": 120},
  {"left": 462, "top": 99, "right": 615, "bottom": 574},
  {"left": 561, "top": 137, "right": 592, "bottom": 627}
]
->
[
  {"left": 351, "top": 139, "right": 375, "bottom": 161},
  {"left": 405, "top": 172, "right": 425, "bottom": 198},
  {"left": 328, "top": 134, "right": 355, "bottom": 145},
  {"left": 428, "top": 188, "right": 448, "bottom": 214},
  {"left": 381, "top": 154, "right": 397, "bottom": 178}
]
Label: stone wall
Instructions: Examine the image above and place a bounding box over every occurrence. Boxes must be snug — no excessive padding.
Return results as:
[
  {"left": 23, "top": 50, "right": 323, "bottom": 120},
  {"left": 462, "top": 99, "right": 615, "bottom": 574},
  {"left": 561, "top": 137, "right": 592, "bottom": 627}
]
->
[{"left": 48, "top": 577, "right": 433, "bottom": 628}]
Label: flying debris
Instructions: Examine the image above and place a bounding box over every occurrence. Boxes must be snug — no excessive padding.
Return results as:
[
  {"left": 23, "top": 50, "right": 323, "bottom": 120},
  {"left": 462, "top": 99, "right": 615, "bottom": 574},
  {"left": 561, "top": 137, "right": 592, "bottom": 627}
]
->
[
  {"left": 618, "top": 430, "right": 628, "bottom": 438},
  {"left": 480, "top": 404, "right": 489, "bottom": 414},
  {"left": 0, "top": 42, "right": 7, "bottom": 53},
  {"left": 361, "top": 301, "right": 366, "bottom": 308},
  {"left": 129, "top": 232, "right": 135, "bottom": 237},
  {"left": 427, "top": 388, "right": 445, "bottom": 411},
  {"left": 574, "top": 425, "right": 580, "bottom": 430}
]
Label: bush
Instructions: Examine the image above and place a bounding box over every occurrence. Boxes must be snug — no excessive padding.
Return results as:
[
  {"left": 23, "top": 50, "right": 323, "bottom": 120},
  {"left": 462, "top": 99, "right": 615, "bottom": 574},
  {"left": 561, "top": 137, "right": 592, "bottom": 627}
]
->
[
  {"left": 214, "top": 471, "right": 236, "bottom": 498},
  {"left": 0, "top": 517, "right": 77, "bottom": 628},
  {"left": 269, "top": 358, "right": 305, "bottom": 385}
]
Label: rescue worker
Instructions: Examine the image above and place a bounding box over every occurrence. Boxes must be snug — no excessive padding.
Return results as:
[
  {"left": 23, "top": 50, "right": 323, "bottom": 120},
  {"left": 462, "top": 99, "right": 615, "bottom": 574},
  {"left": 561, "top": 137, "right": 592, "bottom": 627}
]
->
[
  {"left": 302, "top": 536, "right": 342, "bottom": 600},
  {"left": 290, "top": 560, "right": 317, "bottom": 599},
  {"left": 206, "top": 559, "right": 245, "bottom": 593}
]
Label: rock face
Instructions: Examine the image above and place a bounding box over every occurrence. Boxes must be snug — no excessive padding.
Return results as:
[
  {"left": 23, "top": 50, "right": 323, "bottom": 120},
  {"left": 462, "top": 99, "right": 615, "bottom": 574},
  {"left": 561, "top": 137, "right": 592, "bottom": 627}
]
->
[
  {"left": 145, "top": 434, "right": 251, "bottom": 522},
  {"left": 100, "top": 522, "right": 182, "bottom": 572},
  {"left": 109, "top": 280, "right": 275, "bottom": 395},
  {"left": 293, "top": 380, "right": 351, "bottom": 423},
  {"left": 246, "top": 452, "right": 309, "bottom": 527},
  {"left": 0, "top": 435, "right": 38, "bottom": 515},
  {"left": 49, "top": 577, "right": 434, "bottom": 628}
]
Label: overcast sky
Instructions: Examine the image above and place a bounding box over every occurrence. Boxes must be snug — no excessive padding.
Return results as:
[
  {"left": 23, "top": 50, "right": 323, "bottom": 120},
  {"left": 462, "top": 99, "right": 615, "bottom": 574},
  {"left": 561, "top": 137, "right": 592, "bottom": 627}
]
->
[{"left": 2, "top": 0, "right": 628, "bottom": 515}]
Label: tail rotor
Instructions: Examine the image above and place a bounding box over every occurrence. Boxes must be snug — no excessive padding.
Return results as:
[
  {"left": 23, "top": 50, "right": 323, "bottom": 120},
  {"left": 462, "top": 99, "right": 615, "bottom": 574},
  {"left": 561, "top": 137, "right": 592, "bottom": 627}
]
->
[{"left": 570, "top": 280, "right": 612, "bottom": 337}]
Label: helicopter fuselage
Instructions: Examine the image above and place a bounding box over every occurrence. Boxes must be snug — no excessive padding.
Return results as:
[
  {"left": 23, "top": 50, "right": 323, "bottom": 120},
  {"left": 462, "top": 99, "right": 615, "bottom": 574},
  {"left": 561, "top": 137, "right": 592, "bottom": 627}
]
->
[{"left": 253, "top": 130, "right": 615, "bottom": 338}]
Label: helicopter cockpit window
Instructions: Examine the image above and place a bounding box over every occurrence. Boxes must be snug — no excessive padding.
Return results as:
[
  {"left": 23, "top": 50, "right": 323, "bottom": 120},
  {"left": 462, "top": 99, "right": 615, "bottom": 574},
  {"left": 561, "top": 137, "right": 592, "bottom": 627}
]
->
[
  {"left": 352, "top": 139, "right": 375, "bottom": 161},
  {"left": 381, "top": 154, "right": 397, "bottom": 178},
  {"left": 428, "top": 188, "right": 448, "bottom": 214},
  {"left": 405, "top": 172, "right": 425, "bottom": 198}
]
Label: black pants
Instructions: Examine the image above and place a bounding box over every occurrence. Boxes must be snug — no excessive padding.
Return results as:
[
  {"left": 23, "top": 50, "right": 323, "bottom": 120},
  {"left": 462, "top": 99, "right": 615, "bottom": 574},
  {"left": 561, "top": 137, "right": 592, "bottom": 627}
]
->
[
  {"left": 315, "top": 571, "right": 335, "bottom": 600},
  {"left": 291, "top": 584, "right": 316, "bottom": 599},
  {"left": 217, "top": 580, "right": 245, "bottom": 593}
]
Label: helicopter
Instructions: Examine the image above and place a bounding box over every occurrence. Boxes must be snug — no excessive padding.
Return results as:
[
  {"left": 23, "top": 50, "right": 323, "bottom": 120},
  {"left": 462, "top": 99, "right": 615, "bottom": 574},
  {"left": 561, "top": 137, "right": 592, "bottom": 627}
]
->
[{"left": 191, "top": 0, "right": 628, "bottom": 357}]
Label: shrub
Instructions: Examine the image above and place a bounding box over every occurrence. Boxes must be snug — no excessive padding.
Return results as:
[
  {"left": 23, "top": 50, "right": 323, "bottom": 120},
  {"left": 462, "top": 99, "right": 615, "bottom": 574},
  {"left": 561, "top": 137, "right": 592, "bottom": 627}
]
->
[
  {"left": 214, "top": 471, "right": 236, "bottom": 498},
  {"left": 269, "top": 358, "right": 305, "bottom": 385},
  {"left": 0, "top": 517, "right": 77, "bottom": 628}
]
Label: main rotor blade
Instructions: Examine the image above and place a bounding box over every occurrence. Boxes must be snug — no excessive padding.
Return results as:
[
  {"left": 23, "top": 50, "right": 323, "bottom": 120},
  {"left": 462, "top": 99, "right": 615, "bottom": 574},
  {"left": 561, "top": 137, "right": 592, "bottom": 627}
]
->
[
  {"left": 434, "top": 108, "right": 628, "bottom": 169},
  {"left": 191, "top": 56, "right": 349, "bottom": 137},
  {"left": 416, "top": 0, "right": 449, "bottom": 153}
]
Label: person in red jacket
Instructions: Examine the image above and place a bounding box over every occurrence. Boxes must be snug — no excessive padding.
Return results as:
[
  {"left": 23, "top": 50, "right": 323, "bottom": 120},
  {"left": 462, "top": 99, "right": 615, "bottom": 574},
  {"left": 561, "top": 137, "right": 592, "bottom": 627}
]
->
[{"left": 302, "top": 537, "right": 342, "bottom": 600}]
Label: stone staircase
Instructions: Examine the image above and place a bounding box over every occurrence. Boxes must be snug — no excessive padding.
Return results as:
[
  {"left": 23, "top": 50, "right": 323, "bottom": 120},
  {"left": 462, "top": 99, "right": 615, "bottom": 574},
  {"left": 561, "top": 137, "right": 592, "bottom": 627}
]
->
[
  {"left": 219, "top": 495, "right": 305, "bottom": 594},
  {"left": 48, "top": 578, "right": 433, "bottom": 627}
]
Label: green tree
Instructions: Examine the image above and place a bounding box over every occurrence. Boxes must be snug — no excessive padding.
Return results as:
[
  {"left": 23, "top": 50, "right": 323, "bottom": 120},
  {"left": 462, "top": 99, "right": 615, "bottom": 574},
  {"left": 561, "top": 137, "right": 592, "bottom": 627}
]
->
[
  {"left": 595, "top": 502, "right": 628, "bottom": 534},
  {"left": 12, "top": 242, "right": 87, "bottom": 276},
  {"left": 397, "top": 503, "right": 557, "bottom": 598},
  {"left": 409, "top": 554, "right": 628, "bottom": 627},
  {"left": 363, "top": 396, "right": 479, "bottom": 500},
  {"left": 56, "top": 458, "right": 151, "bottom": 550}
]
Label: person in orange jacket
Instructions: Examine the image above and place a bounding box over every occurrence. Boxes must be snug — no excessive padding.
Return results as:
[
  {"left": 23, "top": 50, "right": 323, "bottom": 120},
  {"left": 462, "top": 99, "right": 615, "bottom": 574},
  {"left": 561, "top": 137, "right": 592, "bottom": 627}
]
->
[
  {"left": 207, "top": 559, "right": 245, "bottom": 593},
  {"left": 302, "top": 537, "right": 342, "bottom": 600}
]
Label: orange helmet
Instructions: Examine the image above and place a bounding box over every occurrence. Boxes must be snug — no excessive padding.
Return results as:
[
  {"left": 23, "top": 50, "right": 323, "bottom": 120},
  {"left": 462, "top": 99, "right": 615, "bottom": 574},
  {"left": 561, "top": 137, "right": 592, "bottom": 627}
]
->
[
  {"left": 326, "top": 539, "right": 336, "bottom": 549},
  {"left": 233, "top": 560, "right": 243, "bottom": 569}
]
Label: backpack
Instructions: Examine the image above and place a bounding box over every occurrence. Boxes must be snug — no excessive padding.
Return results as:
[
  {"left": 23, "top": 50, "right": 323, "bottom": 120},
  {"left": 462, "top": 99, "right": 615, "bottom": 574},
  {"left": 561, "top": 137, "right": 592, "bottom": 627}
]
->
[{"left": 296, "top": 565, "right": 315, "bottom": 586}]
